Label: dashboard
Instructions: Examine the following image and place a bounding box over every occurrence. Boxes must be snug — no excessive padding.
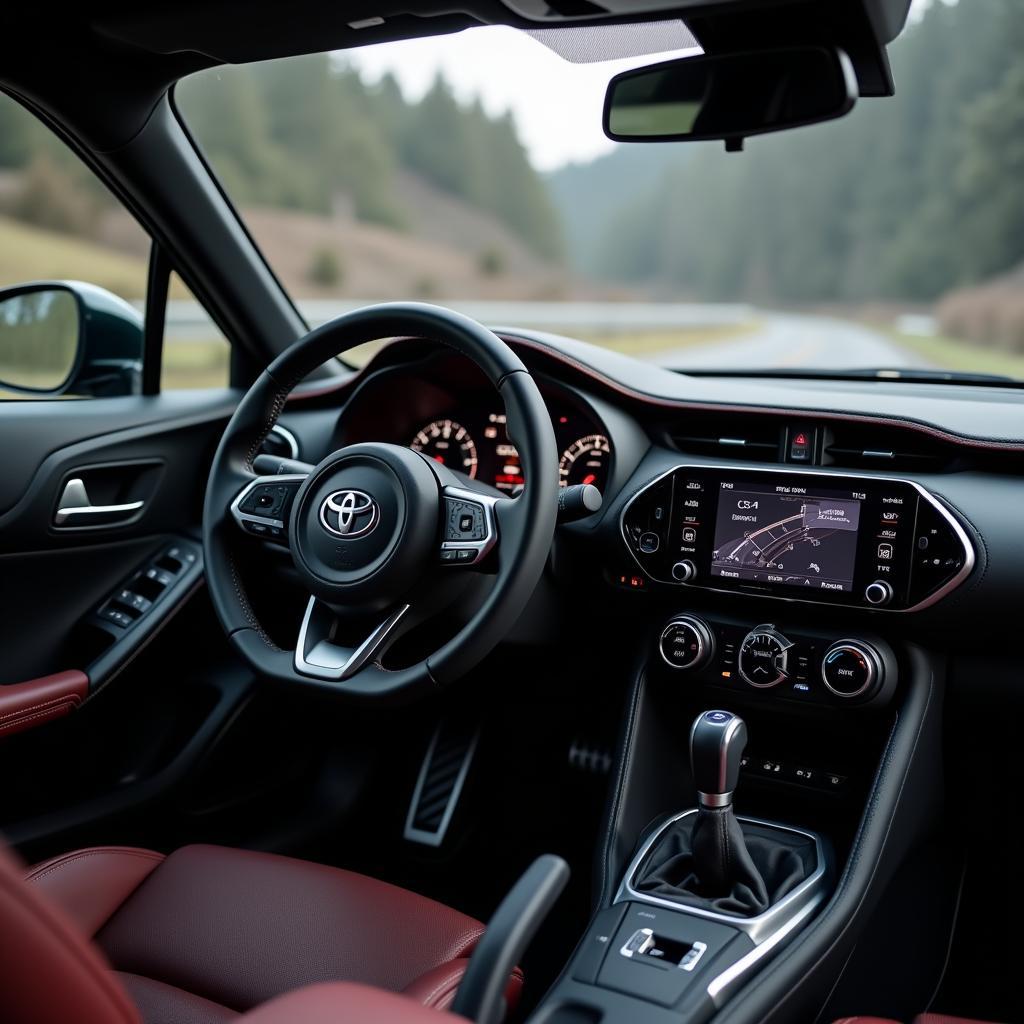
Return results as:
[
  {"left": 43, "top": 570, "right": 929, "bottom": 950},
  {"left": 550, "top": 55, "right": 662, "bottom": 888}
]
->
[{"left": 276, "top": 330, "right": 1024, "bottom": 633}]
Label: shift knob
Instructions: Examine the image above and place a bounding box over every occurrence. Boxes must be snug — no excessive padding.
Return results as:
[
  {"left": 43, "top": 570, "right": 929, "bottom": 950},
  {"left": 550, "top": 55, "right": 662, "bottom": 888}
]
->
[{"left": 690, "top": 710, "right": 748, "bottom": 808}]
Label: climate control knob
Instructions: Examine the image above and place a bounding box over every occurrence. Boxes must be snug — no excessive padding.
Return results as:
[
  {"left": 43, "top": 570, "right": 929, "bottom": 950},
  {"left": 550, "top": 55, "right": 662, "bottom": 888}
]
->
[
  {"left": 864, "top": 580, "right": 894, "bottom": 606},
  {"left": 738, "top": 624, "right": 792, "bottom": 688},
  {"left": 821, "top": 640, "right": 883, "bottom": 699},
  {"left": 659, "top": 615, "right": 715, "bottom": 671},
  {"left": 671, "top": 559, "right": 697, "bottom": 582}
]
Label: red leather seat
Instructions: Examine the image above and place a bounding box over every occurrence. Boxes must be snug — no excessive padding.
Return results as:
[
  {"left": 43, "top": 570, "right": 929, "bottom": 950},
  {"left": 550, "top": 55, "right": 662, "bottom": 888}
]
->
[
  {"left": 13, "top": 843, "right": 521, "bottom": 1023},
  {"left": 834, "top": 1015, "right": 995, "bottom": 1023}
]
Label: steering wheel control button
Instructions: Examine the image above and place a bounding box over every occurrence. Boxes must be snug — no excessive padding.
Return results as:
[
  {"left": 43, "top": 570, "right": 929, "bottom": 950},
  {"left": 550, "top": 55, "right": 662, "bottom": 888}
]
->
[
  {"left": 864, "top": 580, "right": 894, "bottom": 605},
  {"left": 671, "top": 559, "right": 696, "bottom": 582},
  {"left": 638, "top": 531, "right": 660, "bottom": 554},
  {"left": 822, "top": 640, "right": 881, "bottom": 699},
  {"left": 232, "top": 474, "right": 306, "bottom": 541},
  {"left": 658, "top": 615, "right": 715, "bottom": 671},
  {"left": 444, "top": 497, "right": 487, "bottom": 542},
  {"left": 441, "top": 547, "right": 476, "bottom": 564},
  {"left": 737, "top": 625, "right": 792, "bottom": 688},
  {"left": 438, "top": 485, "right": 498, "bottom": 568},
  {"left": 239, "top": 482, "right": 296, "bottom": 521}
]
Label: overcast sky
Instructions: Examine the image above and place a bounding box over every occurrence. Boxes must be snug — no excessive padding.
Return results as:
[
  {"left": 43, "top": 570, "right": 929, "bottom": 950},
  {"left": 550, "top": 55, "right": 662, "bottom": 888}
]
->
[
  {"left": 344, "top": 26, "right": 697, "bottom": 172},
  {"left": 343, "top": 0, "right": 935, "bottom": 172}
]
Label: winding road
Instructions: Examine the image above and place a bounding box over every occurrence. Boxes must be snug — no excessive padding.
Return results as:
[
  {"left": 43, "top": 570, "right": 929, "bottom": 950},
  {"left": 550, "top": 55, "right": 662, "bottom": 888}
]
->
[
  {"left": 650, "top": 310, "right": 929, "bottom": 371},
  {"left": 164, "top": 300, "right": 929, "bottom": 374}
]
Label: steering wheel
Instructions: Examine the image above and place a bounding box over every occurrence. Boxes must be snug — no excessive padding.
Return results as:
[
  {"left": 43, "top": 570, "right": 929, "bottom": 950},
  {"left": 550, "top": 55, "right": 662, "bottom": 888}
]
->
[{"left": 203, "top": 303, "right": 558, "bottom": 700}]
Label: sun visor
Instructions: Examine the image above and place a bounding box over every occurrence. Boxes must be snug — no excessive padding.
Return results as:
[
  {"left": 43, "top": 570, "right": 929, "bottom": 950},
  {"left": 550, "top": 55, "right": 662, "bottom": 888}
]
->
[
  {"left": 502, "top": 0, "right": 766, "bottom": 22},
  {"left": 527, "top": 20, "right": 699, "bottom": 63}
]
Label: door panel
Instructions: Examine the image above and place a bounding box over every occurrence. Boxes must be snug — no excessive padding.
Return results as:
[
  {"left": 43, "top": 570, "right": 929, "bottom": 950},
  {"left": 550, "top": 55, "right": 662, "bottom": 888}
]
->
[
  {"left": 0, "top": 390, "right": 239, "bottom": 515},
  {"left": 0, "top": 387, "right": 272, "bottom": 853},
  {"left": 0, "top": 391, "right": 236, "bottom": 687}
]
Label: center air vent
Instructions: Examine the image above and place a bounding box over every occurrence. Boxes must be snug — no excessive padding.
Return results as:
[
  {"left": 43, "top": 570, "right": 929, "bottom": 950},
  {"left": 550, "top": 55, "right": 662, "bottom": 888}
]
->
[
  {"left": 668, "top": 413, "right": 781, "bottom": 463},
  {"left": 823, "top": 423, "right": 954, "bottom": 472}
]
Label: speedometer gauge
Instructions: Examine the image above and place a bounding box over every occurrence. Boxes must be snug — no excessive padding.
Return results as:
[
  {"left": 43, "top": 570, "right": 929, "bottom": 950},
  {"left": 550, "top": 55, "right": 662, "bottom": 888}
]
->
[
  {"left": 559, "top": 434, "right": 611, "bottom": 489},
  {"left": 411, "top": 419, "right": 479, "bottom": 479}
]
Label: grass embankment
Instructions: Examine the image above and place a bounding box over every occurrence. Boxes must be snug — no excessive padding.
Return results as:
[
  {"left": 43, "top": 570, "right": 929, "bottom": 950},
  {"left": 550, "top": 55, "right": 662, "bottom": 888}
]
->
[
  {"left": 574, "top": 322, "right": 759, "bottom": 358},
  {"left": 884, "top": 328, "right": 1024, "bottom": 380},
  {"left": 0, "top": 216, "right": 147, "bottom": 297},
  {"left": 0, "top": 212, "right": 763, "bottom": 383}
]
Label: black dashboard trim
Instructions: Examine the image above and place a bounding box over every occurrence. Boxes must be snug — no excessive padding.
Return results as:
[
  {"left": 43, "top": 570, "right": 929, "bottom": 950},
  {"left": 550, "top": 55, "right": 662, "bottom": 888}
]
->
[{"left": 500, "top": 333, "right": 1024, "bottom": 453}]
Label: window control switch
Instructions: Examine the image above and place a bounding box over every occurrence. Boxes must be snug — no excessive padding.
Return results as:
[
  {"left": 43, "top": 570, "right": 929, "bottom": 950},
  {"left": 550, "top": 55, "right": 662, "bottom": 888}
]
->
[
  {"left": 115, "top": 589, "right": 152, "bottom": 614},
  {"left": 100, "top": 606, "right": 135, "bottom": 629}
]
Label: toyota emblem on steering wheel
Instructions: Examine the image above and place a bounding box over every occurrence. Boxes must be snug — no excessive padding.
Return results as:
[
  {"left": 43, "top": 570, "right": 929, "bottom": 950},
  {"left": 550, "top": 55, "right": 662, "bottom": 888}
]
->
[{"left": 319, "top": 489, "right": 380, "bottom": 539}]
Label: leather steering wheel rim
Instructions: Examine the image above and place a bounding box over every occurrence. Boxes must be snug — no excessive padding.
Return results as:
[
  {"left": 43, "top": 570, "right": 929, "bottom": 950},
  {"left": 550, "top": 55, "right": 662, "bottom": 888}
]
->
[{"left": 203, "top": 302, "right": 559, "bottom": 701}]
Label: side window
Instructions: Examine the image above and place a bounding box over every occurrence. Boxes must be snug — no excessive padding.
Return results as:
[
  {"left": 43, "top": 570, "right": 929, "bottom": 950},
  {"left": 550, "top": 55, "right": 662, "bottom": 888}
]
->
[
  {"left": 0, "top": 92, "right": 151, "bottom": 400},
  {"left": 0, "top": 92, "right": 231, "bottom": 398},
  {"left": 162, "top": 273, "right": 230, "bottom": 390}
]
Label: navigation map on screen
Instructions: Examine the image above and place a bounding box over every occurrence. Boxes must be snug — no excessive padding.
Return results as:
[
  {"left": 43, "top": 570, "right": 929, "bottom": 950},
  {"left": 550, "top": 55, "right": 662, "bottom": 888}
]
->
[{"left": 710, "top": 480, "right": 862, "bottom": 593}]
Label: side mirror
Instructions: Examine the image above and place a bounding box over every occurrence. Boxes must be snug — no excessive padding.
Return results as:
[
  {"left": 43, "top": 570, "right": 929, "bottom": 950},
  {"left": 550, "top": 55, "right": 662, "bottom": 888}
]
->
[
  {"left": 0, "top": 281, "right": 143, "bottom": 398},
  {"left": 603, "top": 46, "right": 857, "bottom": 149}
]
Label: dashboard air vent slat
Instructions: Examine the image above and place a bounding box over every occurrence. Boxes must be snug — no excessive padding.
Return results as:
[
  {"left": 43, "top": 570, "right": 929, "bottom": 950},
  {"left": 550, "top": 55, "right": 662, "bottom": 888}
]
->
[
  {"left": 824, "top": 424, "right": 953, "bottom": 472},
  {"left": 667, "top": 413, "right": 781, "bottom": 463}
]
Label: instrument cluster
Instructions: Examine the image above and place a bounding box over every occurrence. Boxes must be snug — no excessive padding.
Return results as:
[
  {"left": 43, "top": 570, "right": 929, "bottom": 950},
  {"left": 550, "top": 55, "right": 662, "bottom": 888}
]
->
[{"left": 410, "top": 407, "right": 612, "bottom": 494}]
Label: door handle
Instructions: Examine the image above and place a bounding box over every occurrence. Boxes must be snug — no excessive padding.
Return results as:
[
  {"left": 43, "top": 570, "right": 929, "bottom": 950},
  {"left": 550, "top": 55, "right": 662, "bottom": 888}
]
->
[{"left": 54, "top": 478, "right": 145, "bottom": 528}]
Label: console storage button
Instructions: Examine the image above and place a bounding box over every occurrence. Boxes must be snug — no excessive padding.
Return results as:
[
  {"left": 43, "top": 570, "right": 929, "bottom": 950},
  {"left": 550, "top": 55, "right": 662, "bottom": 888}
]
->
[
  {"left": 596, "top": 903, "right": 750, "bottom": 1006},
  {"left": 571, "top": 904, "right": 629, "bottom": 984}
]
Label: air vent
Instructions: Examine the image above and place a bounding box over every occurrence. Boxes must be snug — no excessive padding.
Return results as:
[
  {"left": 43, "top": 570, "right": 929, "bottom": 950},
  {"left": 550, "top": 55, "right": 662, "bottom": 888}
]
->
[
  {"left": 823, "top": 423, "right": 954, "bottom": 472},
  {"left": 668, "top": 413, "right": 781, "bottom": 463},
  {"left": 404, "top": 719, "right": 479, "bottom": 847}
]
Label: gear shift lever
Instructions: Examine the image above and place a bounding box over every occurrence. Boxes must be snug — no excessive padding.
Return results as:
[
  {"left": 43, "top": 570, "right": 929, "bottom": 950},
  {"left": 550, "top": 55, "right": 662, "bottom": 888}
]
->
[
  {"left": 633, "top": 709, "right": 816, "bottom": 915},
  {"left": 690, "top": 710, "right": 747, "bottom": 809},
  {"left": 687, "top": 709, "right": 766, "bottom": 898}
]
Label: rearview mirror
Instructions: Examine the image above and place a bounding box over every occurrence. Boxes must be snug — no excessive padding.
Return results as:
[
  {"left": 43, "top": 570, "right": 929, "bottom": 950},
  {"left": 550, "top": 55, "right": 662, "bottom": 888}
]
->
[
  {"left": 604, "top": 47, "right": 857, "bottom": 149},
  {"left": 0, "top": 281, "right": 143, "bottom": 397}
]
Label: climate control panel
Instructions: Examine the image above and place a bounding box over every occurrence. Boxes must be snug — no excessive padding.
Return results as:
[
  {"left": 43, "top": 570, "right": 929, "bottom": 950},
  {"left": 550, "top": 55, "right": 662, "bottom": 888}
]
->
[{"left": 655, "top": 614, "right": 896, "bottom": 708}]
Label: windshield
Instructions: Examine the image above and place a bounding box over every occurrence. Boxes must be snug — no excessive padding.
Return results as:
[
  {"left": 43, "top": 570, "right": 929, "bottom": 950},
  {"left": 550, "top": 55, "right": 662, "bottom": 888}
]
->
[{"left": 175, "top": 0, "right": 1023, "bottom": 379}]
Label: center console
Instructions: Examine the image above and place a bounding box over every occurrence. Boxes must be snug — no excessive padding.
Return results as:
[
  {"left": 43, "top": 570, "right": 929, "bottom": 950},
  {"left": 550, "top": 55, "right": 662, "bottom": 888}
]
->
[
  {"left": 538, "top": 709, "right": 834, "bottom": 1024},
  {"left": 531, "top": 458, "right": 959, "bottom": 1024}
]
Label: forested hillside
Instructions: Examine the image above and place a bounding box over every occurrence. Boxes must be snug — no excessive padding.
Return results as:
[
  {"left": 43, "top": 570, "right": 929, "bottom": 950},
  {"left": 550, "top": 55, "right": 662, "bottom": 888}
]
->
[
  {"left": 0, "top": 56, "right": 562, "bottom": 265},
  {"left": 550, "top": 0, "right": 1024, "bottom": 304},
  {"left": 175, "top": 58, "right": 562, "bottom": 261},
  {"left": 2, "top": 0, "right": 1020, "bottom": 311}
]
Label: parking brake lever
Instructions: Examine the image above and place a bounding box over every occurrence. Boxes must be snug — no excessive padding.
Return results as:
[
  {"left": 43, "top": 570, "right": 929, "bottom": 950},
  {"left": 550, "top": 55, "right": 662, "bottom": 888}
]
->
[{"left": 451, "top": 854, "right": 569, "bottom": 1024}]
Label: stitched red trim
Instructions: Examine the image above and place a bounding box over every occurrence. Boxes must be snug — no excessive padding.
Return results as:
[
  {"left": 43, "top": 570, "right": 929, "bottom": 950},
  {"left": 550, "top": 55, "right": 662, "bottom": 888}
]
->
[{"left": 26, "top": 848, "right": 165, "bottom": 885}]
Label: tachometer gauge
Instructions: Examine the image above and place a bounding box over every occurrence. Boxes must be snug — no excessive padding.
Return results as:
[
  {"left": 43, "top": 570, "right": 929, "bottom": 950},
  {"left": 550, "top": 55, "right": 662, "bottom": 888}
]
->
[
  {"left": 558, "top": 434, "right": 611, "bottom": 489},
  {"left": 411, "top": 419, "right": 479, "bottom": 479}
]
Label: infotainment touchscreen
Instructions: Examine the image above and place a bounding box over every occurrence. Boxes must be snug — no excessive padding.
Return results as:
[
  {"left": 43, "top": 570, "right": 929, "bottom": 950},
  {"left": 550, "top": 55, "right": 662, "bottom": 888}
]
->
[
  {"left": 622, "top": 465, "right": 973, "bottom": 610},
  {"left": 710, "top": 479, "right": 862, "bottom": 593}
]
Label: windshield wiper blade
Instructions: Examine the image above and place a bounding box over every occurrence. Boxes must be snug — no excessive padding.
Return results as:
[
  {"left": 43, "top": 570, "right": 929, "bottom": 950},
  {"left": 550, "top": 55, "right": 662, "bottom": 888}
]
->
[{"left": 678, "top": 367, "right": 1020, "bottom": 386}]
